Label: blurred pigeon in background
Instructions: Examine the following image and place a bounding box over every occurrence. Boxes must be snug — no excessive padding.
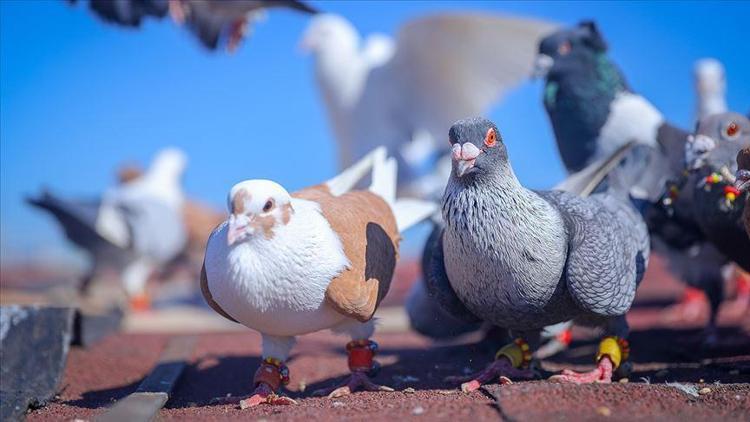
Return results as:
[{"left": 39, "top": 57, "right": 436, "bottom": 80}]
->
[
  {"left": 70, "top": 0, "right": 317, "bottom": 52},
  {"left": 736, "top": 145, "right": 750, "bottom": 238},
  {"left": 170, "top": 0, "right": 317, "bottom": 52},
  {"left": 69, "top": 0, "right": 169, "bottom": 27},
  {"left": 426, "top": 117, "right": 648, "bottom": 390},
  {"left": 534, "top": 20, "right": 738, "bottom": 343},
  {"left": 27, "top": 148, "right": 188, "bottom": 310},
  {"left": 694, "top": 58, "right": 728, "bottom": 122},
  {"left": 301, "top": 13, "right": 557, "bottom": 199},
  {"left": 685, "top": 113, "right": 749, "bottom": 270}
]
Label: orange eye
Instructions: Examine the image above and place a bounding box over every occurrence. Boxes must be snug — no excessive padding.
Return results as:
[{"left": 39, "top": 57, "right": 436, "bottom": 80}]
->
[
  {"left": 725, "top": 121, "right": 740, "bottom": 138},
  {"left": 484, "top": 128, "right": 497, "bottom": 147},
  {"left": 558, "top": 41, "right": 571, "bottom": 55}
]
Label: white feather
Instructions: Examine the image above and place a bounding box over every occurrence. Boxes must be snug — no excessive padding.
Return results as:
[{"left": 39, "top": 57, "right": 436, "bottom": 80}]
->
[
  {"left": 204, "top": 198, "right": 350, "bottom": 337},
  {"left": 596, "top": 92, "right": 664, "bottom": 161}
]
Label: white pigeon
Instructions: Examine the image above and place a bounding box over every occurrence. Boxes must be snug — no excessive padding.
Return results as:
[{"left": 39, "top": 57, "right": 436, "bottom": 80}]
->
[
  {"left": 28, "top": 148, "right": 188, "bottom": 309},
  {"left": 300, "top": 13, "right": 557, "bottom": 199},
  {"left": 202, "top": 147, "right": 436, "bottom": 407},
  {"left": 694, "top": 58, "right": 728, "bottom": 122}
]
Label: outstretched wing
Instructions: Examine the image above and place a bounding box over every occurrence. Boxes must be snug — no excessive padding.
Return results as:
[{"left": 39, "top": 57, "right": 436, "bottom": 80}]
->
[{"left": 373, "top": 13, "right": 558, "bottom": 146}]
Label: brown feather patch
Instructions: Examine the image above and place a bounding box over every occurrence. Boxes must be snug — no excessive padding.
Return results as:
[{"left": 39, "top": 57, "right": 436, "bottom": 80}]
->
[
  {"left": 232, "top": 190, "right": 251, "bottom": 214},
  {"left": 294, "top": 185, "right": 400, "bottom": 322}
]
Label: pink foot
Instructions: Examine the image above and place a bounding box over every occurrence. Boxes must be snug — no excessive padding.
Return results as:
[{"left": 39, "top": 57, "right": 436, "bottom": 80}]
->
[
  {"left": 214, "top": 383, "right": 297, "bottom": 408},
  {"left": 446, "top": 357, "right": 535, "bottom": 392},
  {"left": 549, "top": 356, "right": 614, "bottom": 384},
  {"left": 314, "top": 371, "right": 394, "bottom": 398},
  {"left": 660, "top": 288, "right": 709, "bottom": 324}
]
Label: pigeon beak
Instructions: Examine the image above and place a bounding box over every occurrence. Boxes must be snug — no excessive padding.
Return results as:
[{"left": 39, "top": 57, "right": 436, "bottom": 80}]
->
[
  {"left": 532, "top": 54, "right": 553, "bottom": 79},
  {"left": 227, "top": 214, "right": 255, "bottom": 246},
  {"left": 452, "top": 143, "right": 481, "bottom": 177},
  {"left": 735, "top": 169, "right": 750, "bottom": 193}
]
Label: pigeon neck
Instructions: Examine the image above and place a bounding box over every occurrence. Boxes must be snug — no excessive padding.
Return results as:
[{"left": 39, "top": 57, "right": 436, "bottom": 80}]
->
[{"left": 314, "top": 39, "right": 366, "bottom": 110}]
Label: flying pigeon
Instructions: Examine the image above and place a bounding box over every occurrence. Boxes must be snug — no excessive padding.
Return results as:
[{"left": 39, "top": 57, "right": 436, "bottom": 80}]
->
[
  {"left": 27, "top": 148, "right": 188, "bottom": 310},
  {"left": 684, "top": 113, "right": 750, "bottom": 271},
  {"left": 736, "top": 145, "right": 750, "bottom": 238},
  {"left": 694, "top": 58, "right": 728, "bottom": 122},
  {"left": 426, "top": 117, "right": 649, "bottom": 390},
  {"left": 533, "top": 20, "right": 737, "bottom": 343},
  {"left": 201, "top": 147, "right": 436, "bottom": 407},
  {"left": 170, "top": 0, "right": 317, "bottom": 52},
  {"left": 301, "top": 13, "right": 557, "bottom": 199},
  {"left": 71, "top": 0, "right": 317, "bottom": 52}
]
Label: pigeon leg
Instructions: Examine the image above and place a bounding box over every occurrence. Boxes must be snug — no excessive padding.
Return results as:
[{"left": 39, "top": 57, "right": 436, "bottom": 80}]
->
[
  {"left": 232, "top": 335, "right": 297, "bottom": 408},
  {"left": 314, "top": 320, "right": 393, "bottom": 398},
  {"left": 123, "top": 259, "right": 153, "bottom": 311},
  {"left": 313, "top": 339, "right": 394, "bottom": 398},
  {"left": 660, "top": 287, "right": 708, "bottom": 324},
  {"left": 446, "top": 338, "right": 536, "bottom": 392},
  {"left": 549, "top": 335, "right": 628, "bottom": 384}
]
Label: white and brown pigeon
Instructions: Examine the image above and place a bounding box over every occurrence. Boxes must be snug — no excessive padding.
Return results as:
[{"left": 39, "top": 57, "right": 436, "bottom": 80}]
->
[{"left": 201, "top": 147, "right": 435, "bottom": 407}]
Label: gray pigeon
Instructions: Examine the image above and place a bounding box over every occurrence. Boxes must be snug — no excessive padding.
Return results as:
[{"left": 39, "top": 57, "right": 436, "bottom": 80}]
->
[
  {"left": 426, "top": 117, "right": 649, "bottom": 390},
  {"left": 27, "top": 148, "right": 188, "bottom": 308},
  {"left": 534, "top": 20, "right": 735, "bottom": 343},
  {"left": 684, "top": 112, "right": 750, "bottom": 271},
  {"left": 70, "top": 0, "right": 169, "bottom": 27}
]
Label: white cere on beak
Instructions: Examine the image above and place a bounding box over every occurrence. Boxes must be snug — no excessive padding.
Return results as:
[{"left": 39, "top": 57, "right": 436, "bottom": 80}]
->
[
  {"left": 453, "top": 143, "right": 482, "bottom": 177},
  {"left": 533, "top": 54, "right": 554, "bottom": 78}
]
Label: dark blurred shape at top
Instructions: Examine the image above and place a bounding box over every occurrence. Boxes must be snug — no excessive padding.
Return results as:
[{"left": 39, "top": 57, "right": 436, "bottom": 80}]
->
[{"left": 69, "top": 0, "right": 318, "bottom": 52}]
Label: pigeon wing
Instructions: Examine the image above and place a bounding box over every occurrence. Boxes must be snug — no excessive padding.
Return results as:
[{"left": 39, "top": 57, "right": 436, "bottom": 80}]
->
[{"left": 373, "top": 13, "right": 558, "bottom": 146}]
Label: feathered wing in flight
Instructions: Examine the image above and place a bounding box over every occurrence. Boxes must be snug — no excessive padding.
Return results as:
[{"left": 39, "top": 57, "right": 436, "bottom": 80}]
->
[{"left": 302, "top": 13, "right": 558, "bottom": 198}]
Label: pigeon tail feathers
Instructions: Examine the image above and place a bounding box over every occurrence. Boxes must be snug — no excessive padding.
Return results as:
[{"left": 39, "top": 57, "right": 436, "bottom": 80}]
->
[{"left": 325, "top": 146, "right": 386, "bottom": 196}]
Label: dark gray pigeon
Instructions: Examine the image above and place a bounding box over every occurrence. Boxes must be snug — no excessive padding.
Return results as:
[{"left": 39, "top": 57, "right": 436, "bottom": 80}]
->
[
  {"left": 170, "top": 0, "right": 317, "bottom": 51},
  {"left": 27, "top": 148, "right": 188, "bottom": 308},
  {"left": 684, "top": 112, "right": 750, "bottom": 271},
  {"left": 535, "top": 20, "right": 735, "bottom": 344},
  {"left": 72, "top": 0, "right": 317, "bottom": 52},
  {"left": 71, "top": 0, "right": 169, "bottom": 27},
  {"left": 735, "top": 145, "right": 750, "bottom": 238},
  {"left": 427, "top": 117, "right": 649, "bottom": 390}
]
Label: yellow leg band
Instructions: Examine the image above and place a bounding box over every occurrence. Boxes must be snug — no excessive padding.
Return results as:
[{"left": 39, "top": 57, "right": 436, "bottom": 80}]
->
[
  {"left": 495, "top": 338, "right": 532, "bottom": 368},
  {"left": 596, "top": 336, "right": 629, "bottom": 369}
]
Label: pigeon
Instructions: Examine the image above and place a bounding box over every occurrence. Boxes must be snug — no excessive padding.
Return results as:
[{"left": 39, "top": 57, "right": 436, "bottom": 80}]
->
[
  {"left": 426, "top": 117, "right": 649, "bottom": 390},
  {"left": 534, "top": 20, "right": 736, "bottom": 342},
  {"left": 684, "top": 112, "right": 750, "bottom": 271},
  {"left": 69, "top": 0, "right": 169, "bottom": 27},
  {"left": 694, "top": 58, "right": 728, "bottom": 122},
  {"left": 201, "top": 147, "right": 435, "bottom": 407},
  {"left": 71, "top": 0, "right": 317, "bottom": 52},
  {"left": 736, "top": 145, "right": 750, "bottom": 238},
  {"left": 27, "top": 148, "right": 188, "bottom": 309},
  {"left": 170, "top": 0, "right": 317, "bottom": 52},
  {"left": 404, "top": 142, "right": 638, "bottom": 349},
  {"left": 301, "top": 13, "right": 557, "bottom": 199}
]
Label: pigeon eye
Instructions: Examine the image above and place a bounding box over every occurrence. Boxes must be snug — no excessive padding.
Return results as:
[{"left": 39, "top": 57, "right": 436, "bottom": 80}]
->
[
  {"left": 557, "top": 41, "right": 571, "bottom": 56},
  {"left": 262, "top": 199, "right": 274, "bottom": 213},
  {"left": 484, "top": 128, "right": 497, "bottom": 147},
  {"left": 725, "top": 122, "right": 740, "bottom": 139}
]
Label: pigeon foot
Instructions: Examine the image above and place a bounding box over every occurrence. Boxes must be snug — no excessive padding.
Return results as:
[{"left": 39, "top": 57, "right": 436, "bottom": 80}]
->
[
  {"left": 549, "top": 355, "right": 615, "bottom": 384},
  {"left": 445, "top": 357, "right": 535, "bottom": 392},
  {"left": 314, "top": 370, "right": 395, "bottom": 398}
]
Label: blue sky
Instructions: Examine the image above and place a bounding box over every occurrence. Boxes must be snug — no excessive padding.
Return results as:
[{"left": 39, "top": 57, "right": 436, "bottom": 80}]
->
[{"left": 1, "top": 1, "right": 748, "bottom": 266}]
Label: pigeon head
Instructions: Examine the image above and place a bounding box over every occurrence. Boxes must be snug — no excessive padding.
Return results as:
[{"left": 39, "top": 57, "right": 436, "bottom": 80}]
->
[
  {"left": 448, "top": 117, "right": 508, "bottom": 179},
  {"left": 686, "top": 112, "right": 750, "bottom": 171},
  {"left": 534, "top": 20, "right": 608, "bottom": 79},
  {"left": 226, "top": 180, "right": 294, "bottom": 245},
  {"left": 299, "top": 14, "right": 358, "bottom": 55},
  {"left": 736, "top": 146, "right": 750, "bottom": 193}
]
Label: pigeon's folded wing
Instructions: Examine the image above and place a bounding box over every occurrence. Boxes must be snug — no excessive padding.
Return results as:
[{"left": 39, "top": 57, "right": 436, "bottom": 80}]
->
[
  {"left": 374, "top": 14, "right": 558, "bottom": 143},
  {"left": 294, "top": 186, "right": 399, "bottom": 322},
  {"left": 424, "top": 227, "right": 482, "bottom": 323}
]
